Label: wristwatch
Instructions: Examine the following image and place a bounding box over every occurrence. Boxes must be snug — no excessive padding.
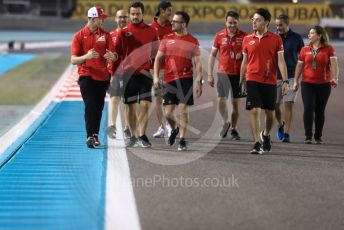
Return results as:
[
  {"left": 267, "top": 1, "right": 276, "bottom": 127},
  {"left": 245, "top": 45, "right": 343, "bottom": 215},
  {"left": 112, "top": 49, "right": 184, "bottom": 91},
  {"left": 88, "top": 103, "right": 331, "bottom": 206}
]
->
[
  {"left": 282, "top": 80, "right": 289, "bottom": 85},
  {"left": 198, "top": 79, "right": 204, "bottom": 85}
]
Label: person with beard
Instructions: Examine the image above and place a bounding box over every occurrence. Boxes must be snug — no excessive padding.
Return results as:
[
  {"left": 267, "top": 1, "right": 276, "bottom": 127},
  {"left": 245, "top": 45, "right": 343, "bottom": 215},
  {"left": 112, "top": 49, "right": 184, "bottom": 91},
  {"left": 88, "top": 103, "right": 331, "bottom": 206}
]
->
[
  {"left": 208, "top": 10, "right": 247, "bottom": 140},
  {"left": 153, "top": 11, "right": 203, "bottom": 151},
  {"left": 115, "top": 1, "right": 158, "bottom": 148}
]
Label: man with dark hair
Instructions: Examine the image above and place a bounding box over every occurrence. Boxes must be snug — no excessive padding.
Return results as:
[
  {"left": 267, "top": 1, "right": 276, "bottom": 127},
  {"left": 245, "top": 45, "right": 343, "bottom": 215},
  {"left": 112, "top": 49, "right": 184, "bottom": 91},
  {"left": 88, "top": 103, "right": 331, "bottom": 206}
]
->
[
  {"left": 150, "top": 1, "right": 173, "bottom": 139},
  {"left": 115, "top": 1, "right": 158, "bottom": 148},
  {"left": 153, "top": 11, "right": 203, "bottom": 151},
  {"left": 240, "top": 8, "right": 289, "bottom": 154},
  {"left": 274, "top": 14, "right": 304, "bottom": 143},
  {"left": 208, "top": 10, "right": 247, "bottom": 140},
  {"left": 71, "top": 6, "right": 117, "bottom": 148}
]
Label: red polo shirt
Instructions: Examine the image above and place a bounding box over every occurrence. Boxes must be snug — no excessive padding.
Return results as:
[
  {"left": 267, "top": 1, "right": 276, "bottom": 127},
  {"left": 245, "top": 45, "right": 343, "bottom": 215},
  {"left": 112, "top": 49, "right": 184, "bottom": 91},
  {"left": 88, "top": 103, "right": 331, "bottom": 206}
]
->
[
  {"left": 71, "top": 26, "right": 114, "bottom": 81},
  {"left": 242, "top": 31, "right": 284, "bottom": 85},
  {"left": 115, "top": 21, "right": 158, "bottom": 75},
  {"left": 298, "top": 44, "right": 336, "bottom": 84},
  {"left": 158, "top": 33, "right": 200, "bottom": 83},
  {"left": 108, "top": 28, "right": 121, "bottom": 75},
  {"left": 212, "top": 28, "right": 247, "bottom": 75},
  {"left": 150, "top": 18, "right": 173, "bottom": 41}
]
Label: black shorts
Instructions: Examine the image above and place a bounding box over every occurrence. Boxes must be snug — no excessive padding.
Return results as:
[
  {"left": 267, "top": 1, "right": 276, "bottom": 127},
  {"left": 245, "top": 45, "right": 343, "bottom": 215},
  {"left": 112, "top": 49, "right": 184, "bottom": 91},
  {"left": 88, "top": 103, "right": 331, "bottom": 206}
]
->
[
  {"left": 108, "top": 75, "right": 123, "bottom": 97},
  {"left": 246, "top": 81, "right": 276, "bottom": 110},
  {"left": 217, "top": 73, "right": 242, "bottom": 99},
  {"left": 122, "top": 72, "right": 153, "bottom": 104},
  {"left": 163, "top": 78, "right": 194, "bottom": 106}
]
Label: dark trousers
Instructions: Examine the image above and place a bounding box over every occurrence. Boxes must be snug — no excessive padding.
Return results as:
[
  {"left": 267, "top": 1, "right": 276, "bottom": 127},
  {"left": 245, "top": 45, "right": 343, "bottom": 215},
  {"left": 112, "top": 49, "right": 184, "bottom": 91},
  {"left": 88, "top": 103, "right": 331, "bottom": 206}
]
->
[
  {"left": 78, "top": 76, "right": 109, "bottom": 138},
  {"left": 301, "top": 82, "right": 331, "bottom": 139}
]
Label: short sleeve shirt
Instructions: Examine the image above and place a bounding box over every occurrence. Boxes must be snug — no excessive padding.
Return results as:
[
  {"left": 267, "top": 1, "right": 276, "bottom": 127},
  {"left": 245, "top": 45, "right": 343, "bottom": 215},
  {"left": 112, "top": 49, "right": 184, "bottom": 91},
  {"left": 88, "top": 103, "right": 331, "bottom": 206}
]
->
[
  {"left": 108, "top": 28, "right": 121, "bottom": 76},
  {"left": 115, "top": 21, "right": 158, "bottom": 75},
  {"left": 242, "top": 31, "right": 284, "bottom": 85},
  {"left": 150, "top": 18, "right": 173, "bottom": 41},
  {"left": 212, "top": 28, "right": 247, "bottom": 75},
  {"left": 158, "top": 33, "right": 200, "bottom": 83},
  {"left": 298, "top": 44, "right": 336, "bottom": 84},
  {"left": 71, "top": 26, "right": 114, "bottom": 81}
]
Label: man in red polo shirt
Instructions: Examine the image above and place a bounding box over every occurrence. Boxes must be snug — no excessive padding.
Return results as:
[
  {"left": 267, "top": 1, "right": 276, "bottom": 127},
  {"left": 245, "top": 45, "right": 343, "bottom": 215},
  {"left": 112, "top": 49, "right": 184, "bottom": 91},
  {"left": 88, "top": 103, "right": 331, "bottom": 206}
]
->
[
  {"left": 208, "top": 10, "right": 247, "bottom": 140},
  {"left": 150, "top": 0, "right": 173, "bottom": 139},
  {"left": 240, "top": 8, "right": 289, "bottom": 154},
  {"left": 115, "top": 1, "right": 158, "bottom": 148},
  {"left": 153, "top": 11, "right": 203, "bottom": 151},
  {"left": 71, "top": 6, "right": 117, "bottom": 148},
  {"left": 106, "top": 9, "right": 130, "bottom": 140}
]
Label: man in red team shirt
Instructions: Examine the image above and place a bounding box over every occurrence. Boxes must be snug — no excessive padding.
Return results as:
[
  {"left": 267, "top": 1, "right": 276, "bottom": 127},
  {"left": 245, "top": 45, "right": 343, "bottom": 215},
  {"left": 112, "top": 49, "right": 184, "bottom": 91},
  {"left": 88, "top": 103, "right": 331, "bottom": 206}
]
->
[
  {"left": 115, "top": 1, "right": 158, "bottom": 148},
  {"left": 208, "top": 10, "right": 247, "bottom": 140},
  {"left": 154, "top": 11, "right": 203, "bottom": 151},
  {"left": 240, "top": 8, "right": 289, "bottom": 154},
  {"left": 150, "top": 1, "right": 173, "bottom": 139},
  {"left": 71, "top": 6, "right": 117, "bottom": 148},
  {"left": 107, "top": 9, "right": 130, "bottom": 140}
]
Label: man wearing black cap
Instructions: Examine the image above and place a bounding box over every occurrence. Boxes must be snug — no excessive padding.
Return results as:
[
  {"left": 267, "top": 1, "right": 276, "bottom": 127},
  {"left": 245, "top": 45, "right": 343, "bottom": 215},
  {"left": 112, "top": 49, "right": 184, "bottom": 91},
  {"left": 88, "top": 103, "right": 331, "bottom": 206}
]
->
[{"left": 150, "top": 1, "right": 173, "bottom": 139}]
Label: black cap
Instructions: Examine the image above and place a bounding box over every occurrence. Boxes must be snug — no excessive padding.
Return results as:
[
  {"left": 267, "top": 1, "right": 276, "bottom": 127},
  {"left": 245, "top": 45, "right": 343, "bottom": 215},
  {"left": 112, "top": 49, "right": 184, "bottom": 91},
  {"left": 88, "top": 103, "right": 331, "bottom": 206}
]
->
[{"left": 155, "top": 1, "right": 172, "bottom": 17}]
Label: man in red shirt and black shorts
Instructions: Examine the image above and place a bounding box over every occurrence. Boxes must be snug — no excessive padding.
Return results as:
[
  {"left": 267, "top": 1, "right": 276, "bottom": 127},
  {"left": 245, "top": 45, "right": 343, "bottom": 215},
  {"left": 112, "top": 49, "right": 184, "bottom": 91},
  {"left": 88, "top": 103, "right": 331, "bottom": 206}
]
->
[
  {"left": 208, "top": 10, "right": 247, "bottom": 140},
  {"left": 71, "top": 6, "right": 117, "bottom": 148},
  {"left": 240, "top": 8, "right": 289, "bottom": 154},
  {"left": 150, "top": 0, "right": 173, "bottom": 139},
  {"left": 115, "top": 1, "right": 158, "bottom": 148},
  {"left": 154, "top": 11, "right": 203, "bottom": 151}
]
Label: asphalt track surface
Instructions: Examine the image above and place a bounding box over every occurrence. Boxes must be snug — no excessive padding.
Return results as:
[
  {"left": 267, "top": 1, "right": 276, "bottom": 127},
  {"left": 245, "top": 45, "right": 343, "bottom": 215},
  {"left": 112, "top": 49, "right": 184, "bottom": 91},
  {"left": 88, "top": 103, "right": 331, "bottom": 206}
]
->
[
  {"left": 125, "top": 45, "right": 344, "bottom": 230},
  {"left": 0, "top": 38, "right": 343, "bottom": 229}
]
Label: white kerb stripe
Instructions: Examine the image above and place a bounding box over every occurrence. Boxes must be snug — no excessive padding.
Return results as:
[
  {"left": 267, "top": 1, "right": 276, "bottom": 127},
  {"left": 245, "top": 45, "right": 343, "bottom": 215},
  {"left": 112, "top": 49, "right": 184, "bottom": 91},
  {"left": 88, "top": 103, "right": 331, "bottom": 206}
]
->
[{"left": 105, "top": 105, "right": 141, "bottom": 230}]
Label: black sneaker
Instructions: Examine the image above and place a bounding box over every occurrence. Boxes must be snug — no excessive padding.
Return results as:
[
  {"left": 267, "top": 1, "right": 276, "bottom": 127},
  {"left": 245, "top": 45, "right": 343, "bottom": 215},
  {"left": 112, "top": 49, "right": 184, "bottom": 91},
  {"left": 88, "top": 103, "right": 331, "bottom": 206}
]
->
[
  {"left": 230, "top": 129, "right": 241, "bottom": 140},
  {"left": 92, "top": 134, "right": 100, "bottom": 146},
  {"left": 304, "top": 137, "right": 312, "bottom": 144},
  {"left": 107, "top": 125, "right": 116, "bottom": 139},
  {"left": 250, "top": 142, "right": 263, "bottom": 154},
  {"left": 282, "top": 133, "right": 290, "bottom": 143},
  {"left": 123, "top": 128, "right": 131, "bottom": 139},
  {"left": 168, "top": 127, "right": 179, "bottom": 146},
  {"left": 138, "top": 135, "right": 152, "bottom": 148},
  {"left": 86, "top": 136, "right": 96, "bottom": 148},
  {"left": 259, "top": 131, "right": 271, "bottom": 152},
  {"left": 126, "top": 136, "right": 138, "bottom": 147},
  {"left": 314, "top": 137, "right": 323, "bottom": 144},
  {"left": 277, "top": 120, "right": 285, "bottom": 141},
  {"left": 178, "top": 138, "right": 187, "bottom": 151},
  {"left": 220, "top": 122, "right": 231, "bottom": 138}
]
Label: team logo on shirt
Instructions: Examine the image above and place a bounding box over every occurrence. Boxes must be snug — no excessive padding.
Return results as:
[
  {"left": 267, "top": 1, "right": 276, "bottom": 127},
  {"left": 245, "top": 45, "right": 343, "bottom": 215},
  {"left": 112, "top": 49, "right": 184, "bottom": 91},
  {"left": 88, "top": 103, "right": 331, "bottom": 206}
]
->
[
  {"left": 167, "top": 40, "right": 176, "bottom": 45},
  {"left": 125, "top": 32, "right": 132, "bottom": 37},
  {"left": 249, "top": 40, "right": 255, "bottom": 45},
  {"left": 221, "top": 38, "right": 227, "bottom": 45},
  {"left": 97, "top": 35, "right": 105, "bottom": 42}
]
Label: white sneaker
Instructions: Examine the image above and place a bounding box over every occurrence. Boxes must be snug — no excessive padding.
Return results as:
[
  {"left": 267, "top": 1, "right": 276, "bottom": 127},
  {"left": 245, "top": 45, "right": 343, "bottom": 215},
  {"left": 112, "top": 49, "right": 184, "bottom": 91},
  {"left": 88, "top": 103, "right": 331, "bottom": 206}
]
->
[
  {"left": 153, "top": 126, "right": 165, "bottom": 138},
  {"left": 165, "top": 122, "right": 172, "bottom": 138}
]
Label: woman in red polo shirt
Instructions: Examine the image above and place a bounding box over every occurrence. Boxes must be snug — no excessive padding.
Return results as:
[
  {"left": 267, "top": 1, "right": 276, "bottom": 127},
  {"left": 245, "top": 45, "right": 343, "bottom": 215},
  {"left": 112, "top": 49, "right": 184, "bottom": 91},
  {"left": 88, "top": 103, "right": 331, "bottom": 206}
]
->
[{"left": 293, "top": 25, "right": 339, "bottom": 144}]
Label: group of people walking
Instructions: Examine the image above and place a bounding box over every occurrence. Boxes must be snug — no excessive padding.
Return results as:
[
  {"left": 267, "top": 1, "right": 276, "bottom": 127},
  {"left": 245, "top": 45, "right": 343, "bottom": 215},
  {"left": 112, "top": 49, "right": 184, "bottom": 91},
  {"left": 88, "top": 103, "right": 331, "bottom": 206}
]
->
[{"left": 70, "top": 1, "right": 339, "bottom": 154}]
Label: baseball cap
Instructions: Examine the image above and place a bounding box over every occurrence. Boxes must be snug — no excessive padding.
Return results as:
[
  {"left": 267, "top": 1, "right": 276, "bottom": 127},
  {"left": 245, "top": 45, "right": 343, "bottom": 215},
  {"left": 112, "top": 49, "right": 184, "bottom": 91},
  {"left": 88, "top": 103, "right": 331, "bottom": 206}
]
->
[
  {"left": 155, "top": 1, "right": 172, "bottom": 17},
  {"left": 87, "top": 6, "right": 108, "bottom": 19}
]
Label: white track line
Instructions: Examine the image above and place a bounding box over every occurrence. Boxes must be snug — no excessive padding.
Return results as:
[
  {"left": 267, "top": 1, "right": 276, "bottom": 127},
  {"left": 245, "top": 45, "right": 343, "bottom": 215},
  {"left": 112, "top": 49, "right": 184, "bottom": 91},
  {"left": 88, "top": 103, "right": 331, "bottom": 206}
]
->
[{"left": 105, "top": 105, "right": 141, "bottom": 230}]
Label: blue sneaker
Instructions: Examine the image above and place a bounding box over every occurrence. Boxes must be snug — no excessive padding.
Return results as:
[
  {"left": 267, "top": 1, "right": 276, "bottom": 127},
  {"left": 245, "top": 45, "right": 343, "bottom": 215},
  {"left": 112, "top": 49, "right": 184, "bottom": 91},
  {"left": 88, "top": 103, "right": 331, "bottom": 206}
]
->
[{"left": 277, "top": 121, "right": 285, "bottom": 141}]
